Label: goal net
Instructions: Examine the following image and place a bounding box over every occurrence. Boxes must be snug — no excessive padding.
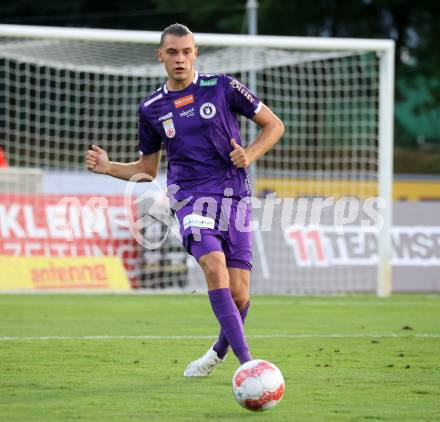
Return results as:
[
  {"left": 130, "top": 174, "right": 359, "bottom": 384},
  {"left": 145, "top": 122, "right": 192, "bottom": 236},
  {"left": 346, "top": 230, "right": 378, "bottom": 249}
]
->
[{"left": 0, "top": 25, "right": 394, "bottom": 295}]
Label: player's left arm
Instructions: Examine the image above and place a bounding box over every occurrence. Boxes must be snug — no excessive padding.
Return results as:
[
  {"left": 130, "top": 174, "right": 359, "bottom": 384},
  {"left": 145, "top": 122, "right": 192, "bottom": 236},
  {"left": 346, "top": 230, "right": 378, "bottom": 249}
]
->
[{"left": 230, "top": 104, "right": 284, "bottom": 168}]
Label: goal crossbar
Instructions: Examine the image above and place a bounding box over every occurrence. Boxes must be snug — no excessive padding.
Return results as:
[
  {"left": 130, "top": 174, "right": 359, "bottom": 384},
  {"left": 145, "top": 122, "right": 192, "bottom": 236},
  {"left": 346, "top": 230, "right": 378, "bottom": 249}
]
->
[{"left": 0, "top": 24, "right": 393, "bottom": 52}]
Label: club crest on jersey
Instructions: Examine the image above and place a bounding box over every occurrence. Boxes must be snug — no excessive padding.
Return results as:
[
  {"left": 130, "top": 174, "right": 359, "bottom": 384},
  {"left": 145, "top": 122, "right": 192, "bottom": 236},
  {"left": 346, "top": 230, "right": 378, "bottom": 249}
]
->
[
  {"left": 199, "top": 102, "right": 216, "bottom": 119},
  {"left": 162, "top": 118, "right": 176, "bottom": 138}
]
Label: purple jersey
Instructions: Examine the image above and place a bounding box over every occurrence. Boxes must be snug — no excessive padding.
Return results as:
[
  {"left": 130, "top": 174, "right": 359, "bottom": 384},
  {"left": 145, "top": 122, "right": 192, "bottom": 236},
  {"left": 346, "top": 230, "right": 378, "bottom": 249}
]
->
[{"left": 138, "top": 72, "right": 262, "bottom": 201}]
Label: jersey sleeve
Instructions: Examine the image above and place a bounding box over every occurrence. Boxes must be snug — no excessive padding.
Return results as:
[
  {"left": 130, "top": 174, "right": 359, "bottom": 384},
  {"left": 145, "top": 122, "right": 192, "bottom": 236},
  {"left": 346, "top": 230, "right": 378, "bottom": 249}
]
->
[
  {"left": 223, "top": 75, "right": 263, "bottom": 119},
  {"left": 137, "top": 104, "right": 163, "bottom": 155}
]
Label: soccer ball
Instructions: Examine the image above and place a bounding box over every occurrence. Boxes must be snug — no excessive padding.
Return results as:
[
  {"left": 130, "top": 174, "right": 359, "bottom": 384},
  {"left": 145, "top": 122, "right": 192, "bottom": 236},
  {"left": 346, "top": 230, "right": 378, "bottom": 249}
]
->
[{"left": 232, "top": 359, "right": 285, "bottom": 411}]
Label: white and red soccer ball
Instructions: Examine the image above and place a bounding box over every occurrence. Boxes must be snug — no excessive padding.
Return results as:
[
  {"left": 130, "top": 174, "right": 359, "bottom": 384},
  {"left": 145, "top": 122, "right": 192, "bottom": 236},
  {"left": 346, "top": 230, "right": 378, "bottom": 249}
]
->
[{"left": 232, "top": 359, "right": 285, "bottom": 411}]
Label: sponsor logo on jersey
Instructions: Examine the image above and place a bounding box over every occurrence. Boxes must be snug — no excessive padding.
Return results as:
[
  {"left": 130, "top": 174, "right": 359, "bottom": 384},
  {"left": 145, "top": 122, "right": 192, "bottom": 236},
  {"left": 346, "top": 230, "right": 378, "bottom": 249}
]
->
[
  {"left": 174, "top": 94, "right": 194, "bottom": 108},
  {"left": 183, "top": 214, "right": 215, "bottom": 230},
  {"left": 200, "top": 78, "right": 218, "bottom": 87},
  {"left": 162, "top": 118, "right": 176, "bottom": 138},
  {"left": 199, "top": 102, "right": 216, "bottom": 119},
  {"left": 230, "top": 79, "right": 255, "bottom": 103},
  {"left": 180, "top": 107, "right": 195, "bottom": 118},
  {"left": 158, "top": 111, "right": 173, "bottom": 122}
]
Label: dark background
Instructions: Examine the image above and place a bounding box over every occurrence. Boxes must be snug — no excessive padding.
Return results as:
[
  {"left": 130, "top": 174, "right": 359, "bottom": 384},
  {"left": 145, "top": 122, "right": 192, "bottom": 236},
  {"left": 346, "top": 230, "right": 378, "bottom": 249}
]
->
[{"left": 1, "top": 0, "right": 439, "bottom": 174}]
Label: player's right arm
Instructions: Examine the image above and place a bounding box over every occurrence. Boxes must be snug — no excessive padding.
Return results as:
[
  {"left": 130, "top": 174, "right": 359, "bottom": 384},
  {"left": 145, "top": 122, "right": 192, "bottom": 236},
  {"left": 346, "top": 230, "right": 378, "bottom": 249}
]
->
[{"left": 86, "top": 144, "right": 160, "bottom": 182}]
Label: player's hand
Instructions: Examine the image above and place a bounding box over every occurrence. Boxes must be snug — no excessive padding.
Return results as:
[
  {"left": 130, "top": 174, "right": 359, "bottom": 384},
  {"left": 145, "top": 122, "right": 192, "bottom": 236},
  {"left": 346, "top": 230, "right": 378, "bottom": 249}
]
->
[
  {"left": 230, "top": 138, "right": 251, "bottom": 168},
  {"left": 86, "top": 145, "right": 111, "bottom": 174}
]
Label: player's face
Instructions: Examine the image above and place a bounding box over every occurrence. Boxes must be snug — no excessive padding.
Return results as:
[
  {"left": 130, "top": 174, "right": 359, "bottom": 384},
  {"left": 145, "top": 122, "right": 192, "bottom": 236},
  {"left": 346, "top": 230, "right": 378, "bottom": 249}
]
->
[{"left": 158, "top": 34, "right": 198, "bottom": 85}]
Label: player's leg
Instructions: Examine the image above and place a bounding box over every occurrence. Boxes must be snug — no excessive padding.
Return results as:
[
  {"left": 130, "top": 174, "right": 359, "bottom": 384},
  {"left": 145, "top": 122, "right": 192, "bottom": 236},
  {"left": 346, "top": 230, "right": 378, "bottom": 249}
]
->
[
  {"left": 212, "top": 199, "right": 253, "bottom": 359},
  {"left": 198, "top": 251, "right": 252, "bottom": 364},
  {"left": 180, "top": 200, "right": 253, "bottom": 376},
  {"left": 213, "top": 267, "right": 250, "bottom": 359},
  {"left": 184, "top": 264, "right": 251, "bottom": 376},
  {"left": 229, "top": 268, "right": 250, "bottom": 310},
  {"left": 183, "top": 236, "right": 252, "bottom": 376},
  {"left": 175, "top": 201, "right": 228, "bottom": 376}
]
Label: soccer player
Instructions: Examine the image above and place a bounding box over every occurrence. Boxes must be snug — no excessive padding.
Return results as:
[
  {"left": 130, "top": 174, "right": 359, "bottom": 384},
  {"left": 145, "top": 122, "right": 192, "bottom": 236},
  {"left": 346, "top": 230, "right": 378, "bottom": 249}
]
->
[{"left": 85, "top": 23, "right": 284, "bottom": 376}]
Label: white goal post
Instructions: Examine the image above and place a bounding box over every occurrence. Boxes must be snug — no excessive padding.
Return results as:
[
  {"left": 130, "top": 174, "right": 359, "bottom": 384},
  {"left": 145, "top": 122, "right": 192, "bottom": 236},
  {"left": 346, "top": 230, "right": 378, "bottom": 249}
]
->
[{"left": 0, "top": 24, "right": 394, "bottom": 296}]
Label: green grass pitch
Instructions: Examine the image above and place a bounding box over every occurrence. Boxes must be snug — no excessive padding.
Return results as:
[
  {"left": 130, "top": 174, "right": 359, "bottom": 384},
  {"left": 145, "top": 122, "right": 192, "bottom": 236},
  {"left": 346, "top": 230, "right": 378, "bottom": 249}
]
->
[{"left": 0, "top": 294, "right": 439, "bottom": 421}]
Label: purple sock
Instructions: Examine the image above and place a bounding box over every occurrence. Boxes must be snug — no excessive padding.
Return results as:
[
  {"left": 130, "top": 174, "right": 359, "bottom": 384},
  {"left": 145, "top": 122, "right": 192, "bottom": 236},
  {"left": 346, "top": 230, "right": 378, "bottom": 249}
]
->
[
  {"left": 214, "top": 301, "right": 250, "bottom": 359},
  {"left": 208, "top": 288, "right": 252, "bottom": 364}
]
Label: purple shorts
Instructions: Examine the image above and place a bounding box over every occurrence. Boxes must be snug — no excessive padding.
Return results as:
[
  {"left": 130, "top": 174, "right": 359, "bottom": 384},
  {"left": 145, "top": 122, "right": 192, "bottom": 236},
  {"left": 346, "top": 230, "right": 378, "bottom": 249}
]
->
[{"left": 174, "top": 196, "right": 252, "bottom": 271}]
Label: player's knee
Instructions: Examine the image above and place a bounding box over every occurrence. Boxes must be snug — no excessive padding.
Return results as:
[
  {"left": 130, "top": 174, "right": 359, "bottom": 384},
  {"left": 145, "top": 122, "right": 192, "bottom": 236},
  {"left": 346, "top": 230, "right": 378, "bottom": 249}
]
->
[
  {"left": 229, "top": 270, "right": 250, "bottom": 309},
  {"left": 232, "top": 290, "right": 249, "bottom": 311},
  {"left": 199, "top": 252, "right": 228, "bottom": 286}
]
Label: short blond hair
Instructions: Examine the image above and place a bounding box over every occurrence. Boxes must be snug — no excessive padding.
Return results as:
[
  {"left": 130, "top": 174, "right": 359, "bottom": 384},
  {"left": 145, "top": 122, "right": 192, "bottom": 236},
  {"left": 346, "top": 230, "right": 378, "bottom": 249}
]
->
[{"left": 160, "top": 23, "right": 193, "bottom": 46}]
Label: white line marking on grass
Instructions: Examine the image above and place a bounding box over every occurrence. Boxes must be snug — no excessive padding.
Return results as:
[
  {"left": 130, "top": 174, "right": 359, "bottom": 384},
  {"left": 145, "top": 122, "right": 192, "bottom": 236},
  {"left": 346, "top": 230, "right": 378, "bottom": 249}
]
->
[
  {"left": 251, "top": 300, "right": 440, "bottom": 307},
  {"left": 0, "top": 333, "right": 439, "bottom": 341}
]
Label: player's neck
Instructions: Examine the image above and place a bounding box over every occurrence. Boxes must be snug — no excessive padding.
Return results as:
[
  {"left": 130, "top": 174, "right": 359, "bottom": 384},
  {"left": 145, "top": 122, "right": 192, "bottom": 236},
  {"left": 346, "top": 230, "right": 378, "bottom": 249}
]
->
[{"left": 166, "top": 70, "right": 195, "bottom": 92}]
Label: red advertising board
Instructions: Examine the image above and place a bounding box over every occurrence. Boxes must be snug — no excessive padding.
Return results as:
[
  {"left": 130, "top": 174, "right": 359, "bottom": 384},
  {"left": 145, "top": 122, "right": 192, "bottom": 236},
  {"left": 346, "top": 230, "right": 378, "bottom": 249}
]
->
[{"left": 0, "top": 194, "right": 139, "bottom": 284}]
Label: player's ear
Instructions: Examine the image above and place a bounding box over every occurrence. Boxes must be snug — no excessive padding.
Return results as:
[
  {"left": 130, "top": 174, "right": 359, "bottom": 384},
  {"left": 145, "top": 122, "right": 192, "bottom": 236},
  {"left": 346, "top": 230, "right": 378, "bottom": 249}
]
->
[
  {"left": 194, "top": 46, "right": 199, "bottom": 59},
  {"left": 157, "top": 48, "right": 163, "bottom": 63}
]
